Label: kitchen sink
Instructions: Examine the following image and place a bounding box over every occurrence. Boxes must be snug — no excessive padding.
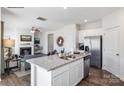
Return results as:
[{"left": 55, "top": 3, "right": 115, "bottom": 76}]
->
[
  {"left": 59, "top": 55, "right": 76, "bottom": 61},
  {"left": 67, "top": 55, "right": 76, "bottom": 59}
]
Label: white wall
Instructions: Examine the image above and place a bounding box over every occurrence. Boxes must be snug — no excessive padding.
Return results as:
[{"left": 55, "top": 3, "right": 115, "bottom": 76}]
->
[
  {"left": 4, "top": 26, "right": 17, "bottom": 54},
  {"left": 78, "top": 8, "right": 124, "bottom": 81},
  {"left": 102, "top": 8, "right": 124, "bottom": 81},
  {"left": 4, "top": 26, "right": 34, "bottom": 55},
  {"left": 3, "top": 27, "right": 34, "bottom": 69},
  {"left": 42, "top": 24, "right": 77, "bottom": 54},
  {"left": 15, "top": 29, "right": 34, "bottom": 55}
]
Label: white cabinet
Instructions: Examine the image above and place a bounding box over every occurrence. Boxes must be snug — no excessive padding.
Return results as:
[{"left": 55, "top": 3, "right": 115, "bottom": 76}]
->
[
  {"left": 52, "top": 71, "right": 69, "bottom": 86},
  {"left": 79, "top": 29, "right": 103, "bottom": 43},
  {"left": 31, "top": 58, "right": 84, "bottom": 86},
  {"left": 52, "top": 59, "right": 84, "bottom": 86},
  {"left": 69, "top": 59, "right": 83, "bottom": 86},
  {"left": 79, "top": 31, "right": 85, "bottom": 43},
  {"left": 77, "top": 61, "right": 84, "bottom": 81},
  {"left": 69, "top": 65, "right": 78, "bottom": 85},
  {"left": 52, "top": 64, "right": 70, "bottom": 86}
]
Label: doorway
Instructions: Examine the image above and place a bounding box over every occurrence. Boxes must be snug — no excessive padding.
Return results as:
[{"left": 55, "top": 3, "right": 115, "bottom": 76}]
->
[{"left": 48, "top": 34, "right": 54, "bottom": 53}]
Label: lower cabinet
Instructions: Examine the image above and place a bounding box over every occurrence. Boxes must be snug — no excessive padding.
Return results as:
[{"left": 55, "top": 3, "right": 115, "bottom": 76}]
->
[
  {"left": 77, "top": 61, "right": 84, "bottom": 82},
  {"left": 52, "top": 71, "right": 69, "bottom": 86},
  {"left": 69, "top": 66, "right": 78, "bottom": 85},
  {"left": 52, "top": 59, "right": 84, "bottom": 86},
  {"left": 31, "top": 58, "right": 84, "bottom": 86},
  {"left": 69, "top": 59, "right": 83, "bottom": 85}
]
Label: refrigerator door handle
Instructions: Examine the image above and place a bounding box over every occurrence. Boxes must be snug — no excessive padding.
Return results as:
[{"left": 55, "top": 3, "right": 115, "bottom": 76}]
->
[{"left": 89, "top": 39, "right": 92, "bottom": 53}]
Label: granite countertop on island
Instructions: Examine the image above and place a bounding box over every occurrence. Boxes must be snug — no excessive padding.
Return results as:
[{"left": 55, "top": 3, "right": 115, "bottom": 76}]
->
[{"left": 26, "top": 53, "right": 90, "bottom": 71}]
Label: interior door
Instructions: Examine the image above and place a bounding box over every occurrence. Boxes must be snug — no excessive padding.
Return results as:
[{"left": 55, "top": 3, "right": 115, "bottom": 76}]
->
[
  {"left": 48, "top": 34, "right": 54, "bottom": 53},
  {"left": 103, "top": 27, "right": 120, "bottom": 77}
]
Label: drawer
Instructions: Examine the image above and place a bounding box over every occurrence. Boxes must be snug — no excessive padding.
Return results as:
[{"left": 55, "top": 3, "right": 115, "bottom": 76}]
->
[
  {"left": 52, "top": 64, "right": 69, "bottom": 78},
  {"left": 69, "top": 58, "right": 83, "bottom": 68}
]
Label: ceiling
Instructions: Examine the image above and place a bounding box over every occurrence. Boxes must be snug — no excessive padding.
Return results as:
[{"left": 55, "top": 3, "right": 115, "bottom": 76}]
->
[{"left": 2, "top": 7, "right": 119, "bottom": 31}]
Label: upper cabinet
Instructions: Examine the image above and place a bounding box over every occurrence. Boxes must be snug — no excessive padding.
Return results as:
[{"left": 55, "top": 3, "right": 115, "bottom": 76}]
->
[{"left": 78, "top": 28, "right": 103, "bottom": 43}]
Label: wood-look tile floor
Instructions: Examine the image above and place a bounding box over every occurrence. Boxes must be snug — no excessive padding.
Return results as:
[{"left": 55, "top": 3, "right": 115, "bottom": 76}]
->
[
  {"left": 0, "top": 67, "right": 124, "bottom": 86},
  {"left": 0, "top": 72, "right": 30, "bottom": 86},
  {"left": 78, "top": 67, "right": 124, "bottom": 86}
]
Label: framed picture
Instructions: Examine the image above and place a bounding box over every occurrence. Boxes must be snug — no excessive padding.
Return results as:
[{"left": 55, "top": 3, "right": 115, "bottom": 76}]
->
[{"left": 20, "top": 35, "right": 32, "bottom": 42}]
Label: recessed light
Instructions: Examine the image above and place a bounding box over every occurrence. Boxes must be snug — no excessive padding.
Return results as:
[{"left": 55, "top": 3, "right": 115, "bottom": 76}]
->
[{"left": 84, "top": 19, "right": 88, "bottom": 23}]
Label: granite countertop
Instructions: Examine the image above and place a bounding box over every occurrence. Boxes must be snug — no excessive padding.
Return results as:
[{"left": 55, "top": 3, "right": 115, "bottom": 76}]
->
[{"left": 26, "top": 53, "right": 90, "bottom": 71}]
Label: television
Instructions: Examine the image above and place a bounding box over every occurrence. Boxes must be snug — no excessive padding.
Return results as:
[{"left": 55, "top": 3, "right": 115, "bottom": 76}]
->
[{"left": 34, "top": 38, "right": 40, "bottom": 44}]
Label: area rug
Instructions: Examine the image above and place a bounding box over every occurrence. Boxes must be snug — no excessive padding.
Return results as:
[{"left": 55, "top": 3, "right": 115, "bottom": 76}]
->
[
  {"left": 14, "top": 62, "right": 30, "bottom": 77},
  {"left": 14, "top": 70, "right": 30, "bottom": 77}
]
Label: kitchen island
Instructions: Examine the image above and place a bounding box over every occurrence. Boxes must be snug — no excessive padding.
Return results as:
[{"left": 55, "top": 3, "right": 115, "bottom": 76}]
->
[{"left": 27, "top": 53, "right": 90, "bottom": 86}]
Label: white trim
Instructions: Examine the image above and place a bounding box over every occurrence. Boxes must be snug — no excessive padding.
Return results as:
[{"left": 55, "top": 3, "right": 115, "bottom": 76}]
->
[{"left": 120, "top": 76, "right": 124, "bottom": 81}]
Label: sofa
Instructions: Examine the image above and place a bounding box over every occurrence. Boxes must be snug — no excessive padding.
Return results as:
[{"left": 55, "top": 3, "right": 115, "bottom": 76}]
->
[{"left": 21, "top": 53, "right": 47, "bottom": 70}]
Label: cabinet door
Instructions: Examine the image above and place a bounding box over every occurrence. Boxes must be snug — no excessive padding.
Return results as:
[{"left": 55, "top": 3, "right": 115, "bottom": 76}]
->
[
  {"left": 69, "top": 59, "right": 84, "bottom": 86},
  {"left": 61, "top": 71, "right": 69, "bottom": 86},
  {"left": 69, "top": 66, "right": 78, "bottom": 86},
  {"left": 52, "top": 71, "right": 69, "bottom": 86},
  {"left": 52, "top": 75, "right": 61, "bottom": 86},
  {"left": 77, "top": 61, "right": 83, "bottom": 82}
]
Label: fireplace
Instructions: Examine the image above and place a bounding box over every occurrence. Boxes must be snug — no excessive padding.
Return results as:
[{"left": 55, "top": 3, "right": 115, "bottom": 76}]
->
[{"left": 20, "top": 47, "right": 32, "bottom": 56}]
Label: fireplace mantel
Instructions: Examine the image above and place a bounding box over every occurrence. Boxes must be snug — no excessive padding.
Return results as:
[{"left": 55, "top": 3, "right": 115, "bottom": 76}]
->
[{"left": 16, "top": 44, "right": 34, "bottom": 55}]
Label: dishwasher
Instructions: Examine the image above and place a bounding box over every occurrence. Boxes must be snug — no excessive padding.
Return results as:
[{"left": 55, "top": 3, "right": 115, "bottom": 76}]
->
[{"left": 84, "top": 55, "right": 90, "bottom": 78}]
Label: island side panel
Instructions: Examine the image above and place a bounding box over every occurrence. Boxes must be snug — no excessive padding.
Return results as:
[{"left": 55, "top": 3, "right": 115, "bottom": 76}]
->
[
  {"left": 31, "top": 64, "right": 36, "bottom": 86},
  {"left": 31, "top": 64, "right": 52, "bottom": 86}
]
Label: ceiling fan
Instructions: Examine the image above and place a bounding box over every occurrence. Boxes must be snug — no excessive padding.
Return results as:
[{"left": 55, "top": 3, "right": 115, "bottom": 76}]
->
[{"left": 31, "top": 27, "right": 40, "bottom": 33}]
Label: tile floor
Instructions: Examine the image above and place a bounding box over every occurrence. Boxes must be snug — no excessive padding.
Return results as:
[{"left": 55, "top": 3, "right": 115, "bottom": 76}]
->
[
  {"left": 0, "top": 67, "right": 124, "bottom": 86},
  {"left": 78, "top": 68, "right": 124, "bottom": 86}
]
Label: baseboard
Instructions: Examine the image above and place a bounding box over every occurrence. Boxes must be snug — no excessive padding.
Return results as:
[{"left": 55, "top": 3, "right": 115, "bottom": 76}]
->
[
  {"left": 120, "top": 76, "right": 124, "bottom": 81},
  {"left": 102, "top": 67, "right": 105, "bottom": 70},
  {"left": 102, "top": 67, "right": 122, "bottom": 80}
]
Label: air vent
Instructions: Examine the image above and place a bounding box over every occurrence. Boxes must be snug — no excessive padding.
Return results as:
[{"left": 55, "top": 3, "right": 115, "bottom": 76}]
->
[{"left": 37, "top": 17, "right": 47, "bottom": 21}]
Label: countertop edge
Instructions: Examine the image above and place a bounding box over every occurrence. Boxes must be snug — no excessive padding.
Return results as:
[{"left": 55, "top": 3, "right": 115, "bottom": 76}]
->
[{"left": 26, "top": 53, "right": 91, "bottom": 71}]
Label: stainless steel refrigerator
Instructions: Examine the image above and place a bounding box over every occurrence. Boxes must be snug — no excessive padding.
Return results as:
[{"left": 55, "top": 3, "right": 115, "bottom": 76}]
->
[{"left": 84, "top": 36, "right": 102, "bottom": 69}]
